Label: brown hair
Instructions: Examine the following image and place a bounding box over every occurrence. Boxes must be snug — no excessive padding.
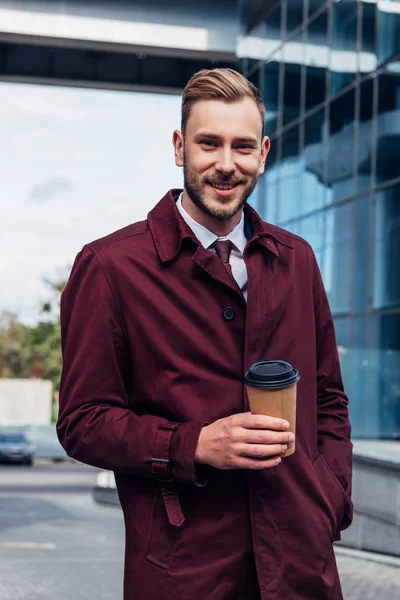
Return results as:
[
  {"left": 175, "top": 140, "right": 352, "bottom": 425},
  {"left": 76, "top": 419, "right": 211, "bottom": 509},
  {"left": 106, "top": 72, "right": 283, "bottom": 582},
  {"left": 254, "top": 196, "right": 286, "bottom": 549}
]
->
[{"left": 181, "top": 68, "right": 265, "bottom": 136}]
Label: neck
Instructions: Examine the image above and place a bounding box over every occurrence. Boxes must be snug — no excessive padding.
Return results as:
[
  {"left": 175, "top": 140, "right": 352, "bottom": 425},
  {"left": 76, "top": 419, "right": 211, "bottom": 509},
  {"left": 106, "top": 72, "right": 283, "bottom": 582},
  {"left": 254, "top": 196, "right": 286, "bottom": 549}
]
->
[{"left": 181, "top": 189, "right": 242, "bottom": 237}]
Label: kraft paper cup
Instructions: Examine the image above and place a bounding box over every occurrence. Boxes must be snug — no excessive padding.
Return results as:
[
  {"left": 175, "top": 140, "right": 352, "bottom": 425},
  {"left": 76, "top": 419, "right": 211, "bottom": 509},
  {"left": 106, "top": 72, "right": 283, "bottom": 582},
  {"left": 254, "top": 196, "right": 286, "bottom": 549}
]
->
[{"left": 244, "top": 361, "right": 300, "bottom": 458}]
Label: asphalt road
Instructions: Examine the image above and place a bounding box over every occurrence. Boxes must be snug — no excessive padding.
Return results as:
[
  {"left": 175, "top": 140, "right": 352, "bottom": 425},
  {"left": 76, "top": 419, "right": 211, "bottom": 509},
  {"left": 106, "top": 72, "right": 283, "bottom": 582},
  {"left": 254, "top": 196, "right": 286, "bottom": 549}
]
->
[{"left": 0, "top": 461, "right": 398, "bottom": 600}]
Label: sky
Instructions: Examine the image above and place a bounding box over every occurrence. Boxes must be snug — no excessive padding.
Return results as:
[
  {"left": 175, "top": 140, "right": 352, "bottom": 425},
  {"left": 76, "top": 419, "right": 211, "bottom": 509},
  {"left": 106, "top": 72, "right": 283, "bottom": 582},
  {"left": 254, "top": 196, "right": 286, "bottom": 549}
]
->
[{"left": 0, "top": 83, "right": 182, "bottom": 324}]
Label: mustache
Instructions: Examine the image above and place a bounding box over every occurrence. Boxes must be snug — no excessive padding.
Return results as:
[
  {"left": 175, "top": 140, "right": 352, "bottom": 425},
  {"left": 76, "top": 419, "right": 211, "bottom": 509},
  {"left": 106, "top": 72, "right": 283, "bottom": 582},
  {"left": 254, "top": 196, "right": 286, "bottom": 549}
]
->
[{"left": 206, "top": 176, "right": 246, "bottom": 186}]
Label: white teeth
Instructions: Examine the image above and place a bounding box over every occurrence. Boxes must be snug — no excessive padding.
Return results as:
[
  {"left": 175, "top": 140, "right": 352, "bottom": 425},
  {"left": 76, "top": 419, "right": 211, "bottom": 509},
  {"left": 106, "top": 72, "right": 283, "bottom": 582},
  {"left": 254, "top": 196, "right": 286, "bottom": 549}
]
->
[{"left": 212, "top": 184, "right": 236, "bottom": 190}]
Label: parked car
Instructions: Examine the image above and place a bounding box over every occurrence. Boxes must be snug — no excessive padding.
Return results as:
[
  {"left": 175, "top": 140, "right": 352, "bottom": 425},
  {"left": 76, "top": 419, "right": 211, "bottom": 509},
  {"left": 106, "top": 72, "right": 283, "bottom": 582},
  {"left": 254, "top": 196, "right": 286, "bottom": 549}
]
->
[{"left": 0, "top": 432, "right": 35, "bottom": 465}]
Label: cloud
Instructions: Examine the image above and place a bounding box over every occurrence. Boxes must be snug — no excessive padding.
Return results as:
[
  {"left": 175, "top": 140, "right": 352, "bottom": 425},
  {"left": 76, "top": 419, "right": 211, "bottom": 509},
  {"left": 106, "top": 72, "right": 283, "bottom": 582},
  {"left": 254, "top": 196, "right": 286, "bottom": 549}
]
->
[
  {"left": 0, "top": 81, "right": 182, "bottom": 324},
  {"left": 28, "top": 177, "right": 75, "bottom": 203}
]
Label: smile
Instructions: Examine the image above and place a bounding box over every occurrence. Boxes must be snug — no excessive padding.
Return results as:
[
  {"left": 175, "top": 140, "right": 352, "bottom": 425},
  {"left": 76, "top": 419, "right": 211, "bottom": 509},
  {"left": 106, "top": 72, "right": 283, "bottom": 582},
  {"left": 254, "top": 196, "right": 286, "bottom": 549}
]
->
[{"left": 211, "top": 183, "right": 238, "bottom": 190}]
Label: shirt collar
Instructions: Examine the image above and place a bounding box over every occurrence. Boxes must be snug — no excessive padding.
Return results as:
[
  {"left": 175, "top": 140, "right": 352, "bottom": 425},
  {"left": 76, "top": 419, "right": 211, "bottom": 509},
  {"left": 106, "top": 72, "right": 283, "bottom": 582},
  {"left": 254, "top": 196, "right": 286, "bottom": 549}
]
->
[
  {"left": 147, "top": 189, "right": 294, "bottom": 264},
  {"left": 176, "top": 192, "right": 247, "bottom": 254}
]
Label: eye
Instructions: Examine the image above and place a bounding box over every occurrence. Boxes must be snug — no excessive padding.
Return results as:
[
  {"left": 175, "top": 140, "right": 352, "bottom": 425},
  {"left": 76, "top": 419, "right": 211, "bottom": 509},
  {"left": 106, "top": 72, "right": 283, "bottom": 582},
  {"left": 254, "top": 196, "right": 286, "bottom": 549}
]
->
[{"left": 200, "top": 140, "right": 217, "bottom": 148}]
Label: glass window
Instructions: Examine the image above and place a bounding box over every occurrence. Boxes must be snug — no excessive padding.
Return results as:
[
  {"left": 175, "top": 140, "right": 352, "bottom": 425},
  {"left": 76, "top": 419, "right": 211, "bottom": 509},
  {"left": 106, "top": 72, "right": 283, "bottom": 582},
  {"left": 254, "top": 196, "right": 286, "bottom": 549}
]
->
[
  {"left": 349, "top": 317, "right": 369, "bottom": 438},
  {"left": 360, "top": 0, "right": 378, "bottom": 73},
  {"left": 330, "top": 0, "right": 359, "bottom": 93},
  {"left": 301, "top": 109, "right": 327, "bottom": 214},
  {"left": 333, "top": 317, "right": 352, "bottom": 395},
  {"left": 282, "top": 29, "right": 304, "bottom": 125},
  {"left": 299, "top": 211, "right": 325, "bottom": 254},
  {"left": 357, "top": 78, "right": 375, "bottom": 193},
  {"left": 353, "top": 196, "right": 370, "bottom": 313},
  {"left": 286, "top": 0, "right": 305, "bottom": 34},
  {"left": 263, "top": 2, "right": 284, "bottom": 60},
  {"left": 305, "top": 9, "right": 329, "bottom": 111},
  {"left": 263, "top": 59, "right": 281, "bottom": 137},
  {"left": 370, "top": 314, "right": 400, "bottom": 439},
  {"left": 376, "top": 68, "right": 400, "bottom": 186},
  {"left": 327, "top": 89, "right": 356, "bottom": 203},
  {"left": 276, "top": 125, "right": 301, "bottom": 223},
  {"left": 372, "top": 186, "right": 400, "bottom": 309},
  {"left": 377, "top": 0, "right": 400, "bottom": 63},
  {"left": 325, "top": 203, "right": 354, "bottom": 314}
]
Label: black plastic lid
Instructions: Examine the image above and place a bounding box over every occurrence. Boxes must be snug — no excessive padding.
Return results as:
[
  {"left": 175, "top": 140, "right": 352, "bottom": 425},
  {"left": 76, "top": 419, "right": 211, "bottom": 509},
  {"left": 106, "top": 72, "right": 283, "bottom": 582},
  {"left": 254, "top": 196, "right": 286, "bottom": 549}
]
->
[{"left": 244, "top": 360, "right": 300, "bottom": 390}]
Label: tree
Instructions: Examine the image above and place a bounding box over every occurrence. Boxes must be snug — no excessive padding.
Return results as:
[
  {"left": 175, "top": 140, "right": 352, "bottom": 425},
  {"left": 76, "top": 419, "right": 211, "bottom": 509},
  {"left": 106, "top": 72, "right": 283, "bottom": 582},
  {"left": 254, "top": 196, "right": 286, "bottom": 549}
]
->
[{"left": 0, "top": 269, "right": 70, "bottom": 421}]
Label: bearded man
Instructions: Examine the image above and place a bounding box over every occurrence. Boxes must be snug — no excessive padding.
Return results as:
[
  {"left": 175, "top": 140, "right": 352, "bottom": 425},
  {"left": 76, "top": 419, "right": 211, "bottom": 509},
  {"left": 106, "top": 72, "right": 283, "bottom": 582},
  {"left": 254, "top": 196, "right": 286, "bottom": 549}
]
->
[{"left": 57, "top": 69, "right": 353, "bottom": 600}]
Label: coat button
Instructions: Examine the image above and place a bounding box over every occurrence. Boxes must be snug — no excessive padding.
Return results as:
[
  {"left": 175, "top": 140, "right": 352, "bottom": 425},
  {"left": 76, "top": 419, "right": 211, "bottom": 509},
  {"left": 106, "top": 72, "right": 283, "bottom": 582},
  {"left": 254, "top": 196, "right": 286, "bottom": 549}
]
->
[{"left": 222, "top": 307, "right": 235, "bottom": 321}]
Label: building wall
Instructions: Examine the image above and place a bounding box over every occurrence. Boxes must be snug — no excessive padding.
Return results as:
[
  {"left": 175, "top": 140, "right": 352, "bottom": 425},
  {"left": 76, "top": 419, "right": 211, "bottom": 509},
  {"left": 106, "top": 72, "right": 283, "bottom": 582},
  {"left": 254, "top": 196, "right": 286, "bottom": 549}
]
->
[
  {"left": 239, "top": 0, "right": 400, "bottom": 439},
  {"left": 0, "top": 379, "right": 53, "bottom": 426}
]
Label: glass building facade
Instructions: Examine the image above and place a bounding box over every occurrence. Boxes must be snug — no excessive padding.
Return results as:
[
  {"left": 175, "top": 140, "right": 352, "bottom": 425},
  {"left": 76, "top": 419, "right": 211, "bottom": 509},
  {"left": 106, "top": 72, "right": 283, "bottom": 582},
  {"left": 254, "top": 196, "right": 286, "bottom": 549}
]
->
[{"left": 239, "top": 0, "right": 400, "bottom": 439}]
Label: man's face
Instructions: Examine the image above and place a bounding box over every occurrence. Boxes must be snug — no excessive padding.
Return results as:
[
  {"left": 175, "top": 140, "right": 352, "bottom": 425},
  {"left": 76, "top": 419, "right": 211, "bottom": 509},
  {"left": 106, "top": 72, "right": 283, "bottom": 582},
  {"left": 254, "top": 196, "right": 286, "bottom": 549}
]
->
[{"left": 174, "top": 97, "right": 270, "bottom": 222}]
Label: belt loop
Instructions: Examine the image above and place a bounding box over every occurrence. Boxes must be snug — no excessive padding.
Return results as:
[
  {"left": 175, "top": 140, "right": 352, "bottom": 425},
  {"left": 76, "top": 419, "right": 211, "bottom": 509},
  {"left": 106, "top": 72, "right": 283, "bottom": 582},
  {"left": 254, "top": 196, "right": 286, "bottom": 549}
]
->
[{"left": 151, "top": 424, "right": 184, "bottom": 527}]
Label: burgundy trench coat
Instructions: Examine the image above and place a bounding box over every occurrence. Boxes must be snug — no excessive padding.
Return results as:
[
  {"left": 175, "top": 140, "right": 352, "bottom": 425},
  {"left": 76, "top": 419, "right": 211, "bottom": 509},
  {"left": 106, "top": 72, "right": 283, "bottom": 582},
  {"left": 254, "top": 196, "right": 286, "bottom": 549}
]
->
[{"left": 57, "top": 189, "right": 353, "bottom": 600}]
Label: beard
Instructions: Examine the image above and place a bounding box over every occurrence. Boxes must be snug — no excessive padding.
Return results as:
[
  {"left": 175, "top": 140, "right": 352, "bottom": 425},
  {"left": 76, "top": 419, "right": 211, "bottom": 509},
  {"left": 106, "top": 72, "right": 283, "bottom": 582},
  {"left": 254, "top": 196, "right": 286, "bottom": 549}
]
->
[{"left": 183, "top": 160, "right": 259, "bottom": 222}]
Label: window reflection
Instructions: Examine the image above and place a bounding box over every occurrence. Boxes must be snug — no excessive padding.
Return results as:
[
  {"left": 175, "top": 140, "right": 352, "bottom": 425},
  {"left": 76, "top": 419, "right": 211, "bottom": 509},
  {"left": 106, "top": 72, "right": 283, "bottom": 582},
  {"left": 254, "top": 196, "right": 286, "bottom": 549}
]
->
[
  {"left": 328, "top": 89, "right": 356, "bottom": 202},
  {"left": 282, "top": 29, "right": 304, "bottom": 125},
  {"left": 302, "top": 109, "right": 327, "bottom": 213},
  {"left": 286, "top": 0, "right": 305, "bottom": 33},
  {"left": 277, "top": 126, "right": 301, "bottom": 222},
  {"left": 263, "top": 59, "right": 281, "bottom": 136},
  {"left": 377, "top": 0, "right": 400, "bottom": 62},
  {"left": 331, "top": 0, "right": 359, "bottom": 93},
  {"left": 325, "top": 203, "right": 353, "bottom": 313},
  {"left": 349, "top": 317, "right": 369, "bottom": 437},
  {"left": 376, "top": 68, "right": 400, "bottom": 185},
  {"left": 357, "top": 78, "right": 375, "bottom": 193},
  {"left": 373, "top": 186, "right": 400, "bottom": 309},
  {"left": 361, "top": 0, "right": 378, "bottom": 71},
  {"left": 305, "top": 9, "right": 328, "bottom": 111},
  {"left": 370, "top": 314, "right": 400, "bottom": 439},
  {"left": 353, "top": 197, "right": 371, "bottom": 313}
]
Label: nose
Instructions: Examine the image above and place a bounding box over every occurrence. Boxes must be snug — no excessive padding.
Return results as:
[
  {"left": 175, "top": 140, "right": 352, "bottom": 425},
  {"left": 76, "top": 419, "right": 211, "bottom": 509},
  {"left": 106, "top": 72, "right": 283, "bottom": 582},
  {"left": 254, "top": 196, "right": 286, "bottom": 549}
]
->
[{"left": 215, "top": 147, "right": 235, "bottom": 175}]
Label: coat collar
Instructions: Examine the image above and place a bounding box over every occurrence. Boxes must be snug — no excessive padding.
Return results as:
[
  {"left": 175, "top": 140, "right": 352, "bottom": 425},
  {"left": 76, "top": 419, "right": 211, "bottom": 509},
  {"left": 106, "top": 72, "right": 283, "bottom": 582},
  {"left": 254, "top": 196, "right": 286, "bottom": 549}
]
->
[{"left": 148, "top": 189, "right": 294, "bottom": 263}]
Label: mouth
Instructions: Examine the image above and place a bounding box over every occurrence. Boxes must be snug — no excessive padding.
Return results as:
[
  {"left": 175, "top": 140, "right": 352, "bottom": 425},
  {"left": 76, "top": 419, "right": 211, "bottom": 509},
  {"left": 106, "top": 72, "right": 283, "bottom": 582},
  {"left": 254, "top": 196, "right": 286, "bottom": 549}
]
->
[{"left": 208, "top": 182, "right": 241, "bottom": 197}]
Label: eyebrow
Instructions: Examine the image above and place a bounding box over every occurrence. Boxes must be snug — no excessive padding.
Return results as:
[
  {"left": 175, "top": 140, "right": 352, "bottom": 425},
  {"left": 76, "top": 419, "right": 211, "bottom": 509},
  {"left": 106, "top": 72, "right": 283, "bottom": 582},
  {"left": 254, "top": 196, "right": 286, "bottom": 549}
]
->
[{"left": 193, "top": 133, "right": 259, "bottom": 146}]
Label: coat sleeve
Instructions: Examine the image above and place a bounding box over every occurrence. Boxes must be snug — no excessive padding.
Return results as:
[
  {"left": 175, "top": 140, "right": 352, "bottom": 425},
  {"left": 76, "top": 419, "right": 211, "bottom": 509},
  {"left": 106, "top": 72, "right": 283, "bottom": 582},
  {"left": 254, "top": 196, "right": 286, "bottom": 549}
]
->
[
  {"left": 57, "top": 245, "right": 208, "bottom": 486},
  {"left": 310, "top": 248, "right": 353, "bottom": 532}
]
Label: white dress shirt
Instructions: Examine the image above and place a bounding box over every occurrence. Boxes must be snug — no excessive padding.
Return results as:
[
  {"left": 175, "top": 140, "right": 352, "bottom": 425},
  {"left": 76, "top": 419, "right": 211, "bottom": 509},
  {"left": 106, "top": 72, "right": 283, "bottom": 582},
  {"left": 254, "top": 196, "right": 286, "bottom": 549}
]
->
[{"left": 176, "top": 193, "right": 248, "bottom": 301}]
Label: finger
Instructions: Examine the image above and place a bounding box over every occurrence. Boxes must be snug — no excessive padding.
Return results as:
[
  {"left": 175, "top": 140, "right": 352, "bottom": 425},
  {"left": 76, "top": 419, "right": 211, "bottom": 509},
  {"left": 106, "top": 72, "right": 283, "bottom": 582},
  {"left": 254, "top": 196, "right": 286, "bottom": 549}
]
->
[
  {"left": 238, "top": 413, "right": 291, "bottom": 431},
  {"left": 232, "top": 455, "right": 282, "bottom": 470},
  {"left": 237, "top": 443, "right": 287, "bottom": 459},
  {"left": 243, "top": 431, "right": 295, "bottom": 445}
]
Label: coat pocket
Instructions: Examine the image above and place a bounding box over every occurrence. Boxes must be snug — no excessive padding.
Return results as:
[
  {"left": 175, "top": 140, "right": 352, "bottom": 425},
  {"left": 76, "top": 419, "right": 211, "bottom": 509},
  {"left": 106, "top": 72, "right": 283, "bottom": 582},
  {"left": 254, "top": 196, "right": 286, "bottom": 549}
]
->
[
  {"left": 311, "top": 452, "right": 347, "bottom": 539},
  {"left": 145, "top": 486, "right": 179, "bottom": 570}
]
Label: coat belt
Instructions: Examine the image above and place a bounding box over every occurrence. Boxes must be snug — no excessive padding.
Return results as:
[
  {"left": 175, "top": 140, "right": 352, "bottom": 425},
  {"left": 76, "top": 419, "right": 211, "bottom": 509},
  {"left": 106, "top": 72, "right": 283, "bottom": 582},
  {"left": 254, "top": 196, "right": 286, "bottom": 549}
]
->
[{"left": 151, "top": 423, "right": 184, "bottom": 527}]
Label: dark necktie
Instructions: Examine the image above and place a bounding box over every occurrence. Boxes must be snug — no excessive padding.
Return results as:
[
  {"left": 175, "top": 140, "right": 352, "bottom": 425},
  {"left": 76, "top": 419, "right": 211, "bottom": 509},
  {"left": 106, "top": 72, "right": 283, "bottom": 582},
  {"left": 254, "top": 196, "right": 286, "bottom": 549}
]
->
[{"left": 212, "top": 240, "right": 233, "bottom": 277}]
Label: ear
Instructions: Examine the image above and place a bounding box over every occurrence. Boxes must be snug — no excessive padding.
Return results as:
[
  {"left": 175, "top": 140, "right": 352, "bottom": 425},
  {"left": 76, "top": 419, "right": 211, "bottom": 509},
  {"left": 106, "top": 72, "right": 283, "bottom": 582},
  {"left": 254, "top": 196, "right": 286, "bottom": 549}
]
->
[
  {"left": 258, "top": 136, "right": 271, "bottom": 175},
  {"left": 173, "top": 130, "right": 184, "bottom": 167}
]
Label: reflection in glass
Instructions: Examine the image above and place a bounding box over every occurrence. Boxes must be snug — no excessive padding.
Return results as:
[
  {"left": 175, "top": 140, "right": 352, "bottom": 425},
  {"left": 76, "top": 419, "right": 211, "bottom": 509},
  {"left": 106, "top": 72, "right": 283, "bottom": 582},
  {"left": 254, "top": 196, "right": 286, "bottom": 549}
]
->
[
  {"left": 357, "top": 78, "right": 375, "bottom": 193},
  {"left": 277, "top": 126, "right": 301, "bottom": 222},
  {"left": 370, "top": 314, "right": 400, "bottom": 439},
  {"left": 334, "top": 317, "right": 352, "bottom": 400},
  {"left": 377, "top": 0, "right": 400, "bottom": 62},
  {"left": 263, "top": 59, "right": 281, "bottom": 136},
  {"left": 302, "top": 109, "right": 327, "bottom": 213},
  {"left": 286, "top": 0, "right": 305, "bottom": 33},
  {"left": 353, "top": 196, "right": 370, "bottom": 313},
  {"left": 349, "top": 317, "right": 369, "bottom": 437},
  {"left": 376, "top": 69, "right": 400, "bottom": 185},
  {"left": 305, "top": 9, "right": 328, "bottom": 111},
  {"left": 299, "top": 212, "right": 325, "bottom": 255},
  {"left": 331, "top": 0, "right": 359, "bottom": 93},
  {"left": 360, "top": 0, "right": 378, "bottom": 72},
  {"left": 373, "top": 186, "right": 400, "bottom": 309},
  {"left": 327, "top": 89, "right": 356, "bottom": 202},
  {"left": 282, "top": 29, "right": 304, "bottom": 125},
  {"left": 325, "top": 203, "right": 353, "bottom": 313}
]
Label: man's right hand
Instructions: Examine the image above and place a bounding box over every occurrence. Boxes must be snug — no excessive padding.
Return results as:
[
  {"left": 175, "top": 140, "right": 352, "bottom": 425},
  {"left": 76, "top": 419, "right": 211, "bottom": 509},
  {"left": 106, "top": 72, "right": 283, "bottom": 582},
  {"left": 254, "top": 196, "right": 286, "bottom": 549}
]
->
[{"left": 194, "top": 412, "right": 295, "bottom": 470}]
